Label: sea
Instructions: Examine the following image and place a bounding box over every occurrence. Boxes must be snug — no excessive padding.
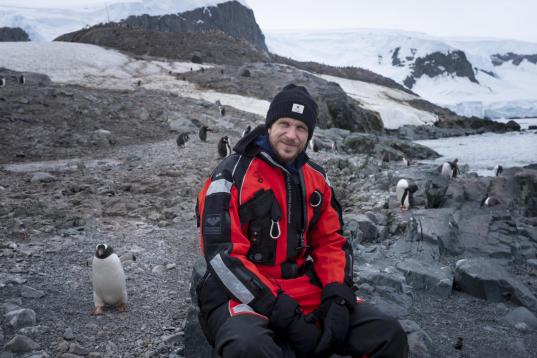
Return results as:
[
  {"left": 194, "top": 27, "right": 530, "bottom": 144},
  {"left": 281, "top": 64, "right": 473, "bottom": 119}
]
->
[{"left": 415, "top": 118, "right": 537, "bottom": 176}]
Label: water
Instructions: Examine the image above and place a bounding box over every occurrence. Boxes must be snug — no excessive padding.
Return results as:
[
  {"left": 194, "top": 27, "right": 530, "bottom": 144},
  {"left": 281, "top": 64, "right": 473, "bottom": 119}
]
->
[{"left": 416, "top": 118, "right": 537, "bottom": 176}]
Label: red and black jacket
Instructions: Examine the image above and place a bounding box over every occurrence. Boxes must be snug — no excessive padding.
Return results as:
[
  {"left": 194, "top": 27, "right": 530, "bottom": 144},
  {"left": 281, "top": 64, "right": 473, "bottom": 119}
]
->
[{"left": 196, "top": 125, "right": 353, "bottom": 317}]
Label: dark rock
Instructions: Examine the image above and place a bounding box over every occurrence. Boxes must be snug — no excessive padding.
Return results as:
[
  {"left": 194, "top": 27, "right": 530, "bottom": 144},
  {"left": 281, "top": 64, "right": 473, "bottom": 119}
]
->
[
  {"left": 191, "top": 51, "right": 203, "bottom": 64},
  {"left": 5, "top": 308, "right": 37, "bottom": 329},
  {"left": 395, "top": 259, "right": 453, "bottom": 297},
  {"left": 239, "top": 68, "right": 251, "bottom": 77},
  {"left": 399, "top": 320, "right": 432, "bottom": 358},
  {"left": 503, "top": 307, "right": 537, "bottom": 330},
  {"left": 4, "top": 334, "right": 39, "bottom": 353},
  {"left": 424, "top": 175, "right": 449, "bottom": 208},
  {"left": 491, "top": 52, "right": 537, "bottom": 66},
  {"left": 454, "top": 258, "right": 537, "bottom": 312},
  {"left": 404, "top": 50, "right": 477, "bottom": 89},
  {"left": 20, "top": 285, "right": 45, "bottom": 299},
  {"left": 0, "top": 27, "right": 30, "bottom": 42}
]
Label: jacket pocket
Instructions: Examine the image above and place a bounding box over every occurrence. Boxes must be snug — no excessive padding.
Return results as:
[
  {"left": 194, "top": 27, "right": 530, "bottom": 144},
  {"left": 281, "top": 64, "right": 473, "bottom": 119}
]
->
[{"left": 239, "top": 189, "right": 282, "bottom": 265}]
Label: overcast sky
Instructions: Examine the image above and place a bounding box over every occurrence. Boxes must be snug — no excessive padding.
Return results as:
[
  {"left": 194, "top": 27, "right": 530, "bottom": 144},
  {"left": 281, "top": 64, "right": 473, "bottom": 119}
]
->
[
  {"left": 1, "top": 0, "right": 535, "bottom": 42},
  {"left": 246, "top": 0, "right": 537, "bottom": 43}
]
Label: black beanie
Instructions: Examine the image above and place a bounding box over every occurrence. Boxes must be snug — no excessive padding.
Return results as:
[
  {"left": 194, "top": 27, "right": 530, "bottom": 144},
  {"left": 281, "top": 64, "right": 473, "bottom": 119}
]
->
[{"left": 265, "top": 84, "right": 318, "bottom": 141}]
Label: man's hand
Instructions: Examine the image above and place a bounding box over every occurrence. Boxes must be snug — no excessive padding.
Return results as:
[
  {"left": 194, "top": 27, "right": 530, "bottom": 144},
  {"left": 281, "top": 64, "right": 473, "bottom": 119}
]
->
[
  {"left": 270, "top": 293, "right": 321, "bottom": 356},
  {"left": 314, "top": 283, "right": 356, "bottom": 355}
]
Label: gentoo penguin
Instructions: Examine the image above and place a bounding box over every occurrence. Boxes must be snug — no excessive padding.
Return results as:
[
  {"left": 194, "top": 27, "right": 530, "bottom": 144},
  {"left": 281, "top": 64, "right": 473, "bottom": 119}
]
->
[
  {"left": 241, "top": 125, "right": 251, "bottom": 137},
  {"left": 219, "top": 106, "right": 226, "bottom": 117},
  {"left": 137, "top": 80, "right": 141, "bottom": 87},
  {"left": 176, "top": 132, "right": 190, "bottom": 148},
  {"left": 309, "top": 137, "right": 320, "bottom": 152},
  {"left": 480, "top": 196, "right": 500, "bottom": 207},
  {"left": 218, "top": 136, "right": 231, "bottom": 158},
  {"left": 198, "top": 126, "right": 211, "bottom": 142},
  {"left": 440, "top": 159, "right": 460, "bottom": 178},
  {"left": 401, "top": 156, "right": 410, "bottom": 167},
  {"left": 331, "top": 141, "right": 338, "bottom": 153},
  {"left": 396, "top": 179, "right": 418, "bottom": 211},
  {"left": 449, "top": 159, "right": 460, "bottom": 178},
  {"left": 0, "top": 77, "right": 5, "bottom": 87},
  {"left": 92, "top": 244, "right": 127, "bottom": 315},
  {"left": 382, "top": 151, "right": 391, "bottom": 163},
  {"left": 494, "top": 165, "right": 503, "bottom": 176},
  {"left": 19, "top": 75, "right": 25, "bottom": 85},
  {"left": 440, "top": 162, "right": 452, "bottom": 178}
]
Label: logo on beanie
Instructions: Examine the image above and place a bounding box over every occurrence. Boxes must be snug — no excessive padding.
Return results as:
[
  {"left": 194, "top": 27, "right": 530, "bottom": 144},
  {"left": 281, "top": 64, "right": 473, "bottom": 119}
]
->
[{"left": 291, "top": 103, "right": 304, "bottom": 114}]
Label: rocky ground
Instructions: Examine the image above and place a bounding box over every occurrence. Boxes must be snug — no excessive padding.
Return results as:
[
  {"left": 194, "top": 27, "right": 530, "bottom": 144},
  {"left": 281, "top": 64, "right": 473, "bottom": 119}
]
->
[{"left": 1, "top": 70, "right": 537, "bottom": 358}]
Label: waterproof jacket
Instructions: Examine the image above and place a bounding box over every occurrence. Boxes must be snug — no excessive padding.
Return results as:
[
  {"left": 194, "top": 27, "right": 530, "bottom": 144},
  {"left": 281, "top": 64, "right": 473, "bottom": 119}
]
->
[{"left": 196, "top": 125, "right": 353, "bottom": 317}]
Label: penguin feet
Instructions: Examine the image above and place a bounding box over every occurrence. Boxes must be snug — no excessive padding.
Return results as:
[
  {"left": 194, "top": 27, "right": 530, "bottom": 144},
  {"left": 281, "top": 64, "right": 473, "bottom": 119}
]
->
[
  {"left": 399, "top": 205, "right": 408, "bottom": 212},
  {"left": 117, "top": 303, "right": 127, "bottom": 313},
  {"left": 93, "top": 306, "right": 104, "bottom": 315}
]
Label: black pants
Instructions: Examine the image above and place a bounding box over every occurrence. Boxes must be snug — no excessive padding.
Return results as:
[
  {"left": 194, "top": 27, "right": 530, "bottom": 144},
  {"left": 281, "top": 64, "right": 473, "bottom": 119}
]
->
[{"left": 204, "top": 301, "right": 409, "bottom": 358}]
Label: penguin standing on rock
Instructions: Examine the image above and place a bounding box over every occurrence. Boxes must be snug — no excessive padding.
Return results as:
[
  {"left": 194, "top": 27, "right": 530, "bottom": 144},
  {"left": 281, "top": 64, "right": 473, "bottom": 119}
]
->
[
  {"left": 494, "top": 165, "right": 503, "bottom": 176},
  {"left": 480, "top": 196, "right": 500, "bottom": 207},
  {"left": 176, "top": 132, "right": 190, "bottom": 148},
  {"left": 309, "top": 137, "right": 320, "bottom": 152},
  {"left": 401, "top": 156, "right": 410, "bottom": 167},
  {"left": 241, "top": 125, "right": 251, "bottom": 137},
  {"left": 198, "top": 126, "right": 211, "bottom": 142},
  {"left": 218, "top": 136, "right": 231, "bottom": 158},
  {"left": 219, "top": 106, "right": 226, "bottom": 117},
  {"left": 440, "top": 158, "right": 460, "bottom": 178},
  {"left": 19, "top": 75, "right": 25, "bottom": 85},
  {"left": 396, "top": 179, "right": 418, "bottom": 211},
  {"left": 92, "top": 244, "right": 127, "bottom": 315},
  {"left": 0, "top": 77, "right": 5, "bottom": 87},
  {"left": 331, "top": 141, "right": 338, "bottom": 153}
]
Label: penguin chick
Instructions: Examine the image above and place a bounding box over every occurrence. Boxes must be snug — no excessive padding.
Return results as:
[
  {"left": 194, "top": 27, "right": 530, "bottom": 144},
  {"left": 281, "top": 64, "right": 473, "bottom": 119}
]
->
[{"left": 92, "top": 244, "right": 127, "bottom": 315}]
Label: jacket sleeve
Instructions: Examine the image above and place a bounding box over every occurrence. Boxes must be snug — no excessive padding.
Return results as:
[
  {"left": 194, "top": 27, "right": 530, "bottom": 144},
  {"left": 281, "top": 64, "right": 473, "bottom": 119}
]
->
[
  {"left": 197, "top": 156, "right": 279, "bottom": 316},
  {"left": 309, "top": 178, "right": 354, "bottom": 288}
]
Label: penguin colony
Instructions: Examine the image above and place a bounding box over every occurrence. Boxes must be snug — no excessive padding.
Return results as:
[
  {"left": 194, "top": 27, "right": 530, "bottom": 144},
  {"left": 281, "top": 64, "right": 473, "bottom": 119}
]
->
[{"left": 92, "top": 244, "right": 127, "bottom": 315}]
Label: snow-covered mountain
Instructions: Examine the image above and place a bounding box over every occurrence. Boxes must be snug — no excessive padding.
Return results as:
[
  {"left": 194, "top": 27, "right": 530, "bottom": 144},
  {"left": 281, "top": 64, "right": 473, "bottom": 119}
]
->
[
  {"left": 266, "top": 29, "right": 537, "bottom": 119},
  {"left": 0, "top": 0, "right": 247, "bottom": 42}
]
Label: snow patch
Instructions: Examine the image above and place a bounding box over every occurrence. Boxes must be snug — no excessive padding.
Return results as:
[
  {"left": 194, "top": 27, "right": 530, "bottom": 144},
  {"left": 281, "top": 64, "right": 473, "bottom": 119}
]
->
[
  {"left": 0, "top": 42, "right": 269, "bottom": 117},
  {"left": 317, "top": 74, "right": 438, "bottom": 129}
]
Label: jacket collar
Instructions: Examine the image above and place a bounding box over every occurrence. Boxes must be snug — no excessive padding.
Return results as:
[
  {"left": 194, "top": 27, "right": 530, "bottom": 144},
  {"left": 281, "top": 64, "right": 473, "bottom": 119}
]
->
[{"left": 233, "top": 125, "right": 309, "bottom": 173}]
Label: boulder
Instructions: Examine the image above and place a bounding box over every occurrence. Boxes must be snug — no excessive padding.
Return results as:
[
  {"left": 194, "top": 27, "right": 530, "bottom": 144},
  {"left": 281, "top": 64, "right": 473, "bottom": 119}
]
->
[
  {"left": 454, "top": 258, "right": 537, "bottom": 312},
  {"left": 424, "top": 175, "right": 449, "bottom": 208},
  {"left": 395, "top": 259, "right": 453, "bottom": 297},
  {"left": 503, "top": 307, "right": 537, "bottom": 330}
]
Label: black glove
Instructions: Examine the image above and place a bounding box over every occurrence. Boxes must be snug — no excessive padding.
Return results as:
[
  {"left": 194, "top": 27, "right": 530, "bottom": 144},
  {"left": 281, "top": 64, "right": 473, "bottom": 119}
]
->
[
  {"left": 314, "top": 283, "right": 356, "bottom": 355},
  {"left": 270, "top": 293, "right": 321, "bottom": 356}
]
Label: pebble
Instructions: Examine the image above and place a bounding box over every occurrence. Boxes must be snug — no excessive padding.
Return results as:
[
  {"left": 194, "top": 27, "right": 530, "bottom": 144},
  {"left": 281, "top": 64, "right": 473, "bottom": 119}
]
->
[
  {"left": 4, "top": 334, "right": 40, "bottom": 353},
  {"left": 69, "top": 342, "right": 89, "bottom": 356},
  {"left": 63, "top": 327, "right": 75, "bottom": 340},
  {"left": 6, "top": 308, "right": 37, "bottom": 329},
  {"left": 30, "top": 172, "right": 57, "bottom": 183},
  {"left": 21, "top": 285, "right": 46, "bottom": 298}
]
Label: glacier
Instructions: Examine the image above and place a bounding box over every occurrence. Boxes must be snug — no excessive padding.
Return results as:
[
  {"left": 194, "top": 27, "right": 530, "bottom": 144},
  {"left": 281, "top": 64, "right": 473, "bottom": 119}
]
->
[{"left": 266, "top": 29, "right": 537, "bottom": 119}]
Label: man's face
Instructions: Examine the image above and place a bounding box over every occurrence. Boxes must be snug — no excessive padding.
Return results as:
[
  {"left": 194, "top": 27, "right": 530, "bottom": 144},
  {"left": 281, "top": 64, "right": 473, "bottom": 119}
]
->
[{"left": 267, "top": 117, "right": 309, "bottom": 165}]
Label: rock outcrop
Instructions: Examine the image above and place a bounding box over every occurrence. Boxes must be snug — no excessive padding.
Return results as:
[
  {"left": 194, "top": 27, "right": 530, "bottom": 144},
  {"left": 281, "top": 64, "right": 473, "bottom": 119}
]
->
[
  {"left": 0, "top": 27, "right": 30, "bottom": 42},
  {"left": 403, "top": 50, "right": 477, "bottom": 89}
]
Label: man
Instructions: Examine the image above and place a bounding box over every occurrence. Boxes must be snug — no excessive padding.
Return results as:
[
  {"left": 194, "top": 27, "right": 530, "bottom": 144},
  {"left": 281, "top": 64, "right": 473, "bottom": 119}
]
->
[{"left": 196, "top": 84, "right": 408, "bottom": 357}]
